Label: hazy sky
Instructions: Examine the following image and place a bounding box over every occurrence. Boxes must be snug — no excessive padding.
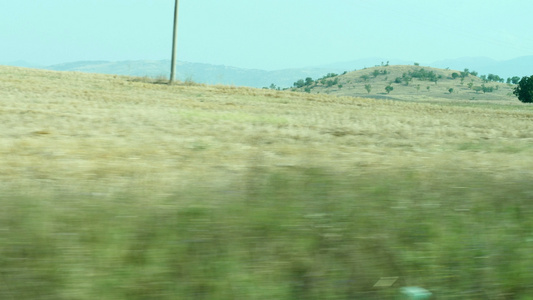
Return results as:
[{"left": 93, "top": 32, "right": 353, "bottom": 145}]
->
[{"left": 2, "top": 0, "right": 532, "bottom": 70}]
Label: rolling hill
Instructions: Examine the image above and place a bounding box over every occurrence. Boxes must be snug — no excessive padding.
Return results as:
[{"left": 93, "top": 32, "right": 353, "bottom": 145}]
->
[{"left": 290, "top": 64, "right": 517, "bottom": 102}]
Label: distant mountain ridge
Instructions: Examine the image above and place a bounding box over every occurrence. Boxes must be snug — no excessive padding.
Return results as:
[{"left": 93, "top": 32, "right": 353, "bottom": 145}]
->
[
  {"left": 43, "top": 60, "right": 345, "bottom": 89},
  {"left": 3, "top": 56, "right": 532, "bottom": 88},
  {"left": 431, "top": 55, "right": 533, "bottom": 79}
]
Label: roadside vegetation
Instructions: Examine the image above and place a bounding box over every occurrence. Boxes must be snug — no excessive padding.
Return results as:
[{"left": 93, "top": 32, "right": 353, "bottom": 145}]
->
[{"left": 2, "top": 65, "right": 533, "bottom": 299}]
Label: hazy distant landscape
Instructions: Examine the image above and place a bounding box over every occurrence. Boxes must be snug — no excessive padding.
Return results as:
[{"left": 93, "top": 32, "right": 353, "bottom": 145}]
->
[{"left": 4, "top": 55, "right": 533, "bottom": 88}]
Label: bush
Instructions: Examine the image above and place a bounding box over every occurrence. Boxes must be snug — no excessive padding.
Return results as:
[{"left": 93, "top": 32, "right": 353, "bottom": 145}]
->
[
  {"left": 408, "top": 68, "right": 438, "bottom": 82},
  {"left": 513, "top": 75, "right": 533, "bottom": 103},
  {"left": 364, "top": 84, "right": 372, "bottom": 94},
  {"left": 293, "top": 80, "right": 305, "bottom": 88}
]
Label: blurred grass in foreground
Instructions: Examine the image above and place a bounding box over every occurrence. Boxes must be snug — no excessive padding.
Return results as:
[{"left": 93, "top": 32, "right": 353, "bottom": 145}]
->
[{"left": 2, "top": 167, "right": 533, "bottom": 299}]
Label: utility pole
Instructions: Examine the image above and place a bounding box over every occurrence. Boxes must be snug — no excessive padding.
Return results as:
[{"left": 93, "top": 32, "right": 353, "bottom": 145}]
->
[{"left": 169, "top": 0, "right": 179, "bottom": 84}]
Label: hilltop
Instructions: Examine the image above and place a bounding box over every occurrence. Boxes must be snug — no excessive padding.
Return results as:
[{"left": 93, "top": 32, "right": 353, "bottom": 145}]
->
[{"left": 290, "top": 64, "right": 516, "bottom": 102}]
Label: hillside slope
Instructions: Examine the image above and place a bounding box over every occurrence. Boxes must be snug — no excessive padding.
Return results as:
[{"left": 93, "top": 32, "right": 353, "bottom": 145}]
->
[{"left": 291, "top": 65, "right": 516, "bottom": 102}]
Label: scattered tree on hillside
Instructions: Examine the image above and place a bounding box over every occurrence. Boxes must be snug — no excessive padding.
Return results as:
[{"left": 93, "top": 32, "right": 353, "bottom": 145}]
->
[
  {"left": 402, "top": 73, "right": 412, "bottom": 86},
  {"left": 451, "top": 72, "right": 459, "bottom": 79},
  {"left": 267, "top": 83, "right": 280, "bottom": 90},
  {"left": 360, "top": 74, "right": 370, "bottom": 81},
  {"left": 408, "top": 68, "right": 438, "bottom": 82},
  {"left": 460, "top": 69, "right": 470, "bottom": 79},
  {"left": 325, "top": 78, "right": 339, "bottom": 88},
  {"left": 448, "top": 88, "right": 454, "bottom": 94},
  {"left": 305, "top": 77, "right": 314, "bottom": 86},
  {"left": 487, "top": 74, "right": 504, "bottom": 83},
  {"left": 507, "top": 76, "right": 520, "bottom": 84},
  {"left": 293, "top": 79, "right": 305, "bottom": 88},
  {"left": 513, "top": 75, "right": 533, "bottom": 103},
  {"left": 364, "top": 84, "right": 372, "bottom": 94},
  {"left": 385, "top": 85, "right": 394, "bottom": 94}
]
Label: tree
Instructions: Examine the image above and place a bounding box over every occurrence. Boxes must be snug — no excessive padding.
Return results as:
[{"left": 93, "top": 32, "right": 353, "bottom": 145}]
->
[
  {"left": 510, "top": 76, "right": 521, "bottom": 84},
  {"left": 293, "top": 79, "right": 305, "bottom": 88},
  {"left": 448, "top": 88, "right": 454, "bottom": 94},
  {"left": 364, "top": 84, "right": 372, "bottom": 94},
  {"left": 460, "top": 68, "right": 470, "bottom": 79},
  {"left": 513, "top": 75, "right": 533, "bottom": 103},
  {"left": 385, "top": 85, "right": 394, "bottom": 94},
  {"left": 451, "top": 72, "right": 459, "bottom": 79}
]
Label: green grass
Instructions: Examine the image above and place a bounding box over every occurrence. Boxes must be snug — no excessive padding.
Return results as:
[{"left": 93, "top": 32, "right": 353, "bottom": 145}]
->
[{"left": 2, "top": 167, "right": 533, "bottom": 299}]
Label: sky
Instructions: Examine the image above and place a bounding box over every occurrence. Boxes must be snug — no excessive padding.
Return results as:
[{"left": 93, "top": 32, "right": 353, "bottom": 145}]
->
[{"left": 2, "top": 0, "right": 533, "bottom": 70}]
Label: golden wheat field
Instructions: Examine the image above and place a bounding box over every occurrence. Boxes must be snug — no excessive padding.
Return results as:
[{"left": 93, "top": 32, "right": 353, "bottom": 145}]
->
[{"left": 1, "top": 65, "right": 533, "bottom": 197}]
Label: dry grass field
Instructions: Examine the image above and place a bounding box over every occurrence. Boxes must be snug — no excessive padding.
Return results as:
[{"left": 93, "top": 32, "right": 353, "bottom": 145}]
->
[{"left": 2, "top": 65, "right": 533, "bottom": 299}]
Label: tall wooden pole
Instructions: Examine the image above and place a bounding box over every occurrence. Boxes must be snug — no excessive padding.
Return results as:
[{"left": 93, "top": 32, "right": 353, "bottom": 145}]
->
[{"left": 169, "top": 0, "right": 179, "bottom": 84}]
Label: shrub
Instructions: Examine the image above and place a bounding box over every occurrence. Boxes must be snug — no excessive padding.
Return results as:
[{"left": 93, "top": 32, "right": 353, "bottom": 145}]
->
[
  {"left": 364, "top": 84, "right": 372, "bottom": 94},
  {"left": 385, "top": 85, "right": 393, "bottom": 94}
]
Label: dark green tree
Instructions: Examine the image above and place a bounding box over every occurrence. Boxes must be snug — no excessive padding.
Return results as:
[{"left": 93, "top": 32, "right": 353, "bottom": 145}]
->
[
  {"left": 510, "top": 76, "right": 521, "bottom": 84},
  {"left": 293, "top": 80, "right": 305, "bottom": 88},
  {"left": 513, "top": 75, "right": 533, "bottom": 103},
  {"left": 385, "top": 85, "right": 394, "bottom": 94}
]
